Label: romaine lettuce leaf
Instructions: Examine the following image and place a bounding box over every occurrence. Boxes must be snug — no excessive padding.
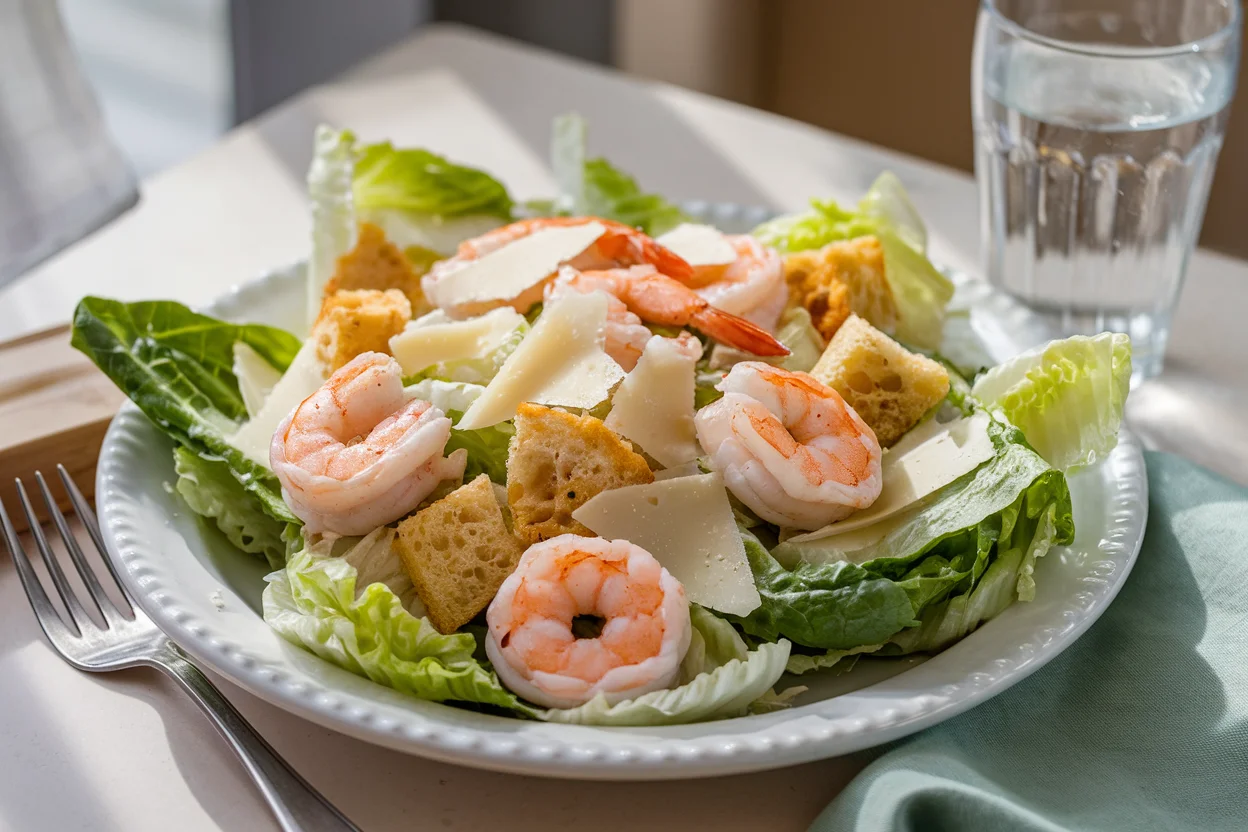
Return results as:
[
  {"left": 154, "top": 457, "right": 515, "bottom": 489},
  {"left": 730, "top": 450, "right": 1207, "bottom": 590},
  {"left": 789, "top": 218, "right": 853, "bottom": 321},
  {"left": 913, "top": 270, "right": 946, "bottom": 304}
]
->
[
  {"left": 174, "top": 448, "right": 287, "bottom": 569},
  {"left": 752, "top": 173, "right": 954, "bottom": 349},
  {"left": 266, "top": 547, "right": 788, "bottom": 724},
  {"left": 550, "top": 112, "right": 688, "bottom": 235},
  {"left": 71, "top": 297, "right": 302, "bottom": 528},
  {"left": 972, "top": 332, "right": 1132, "bottom": 471},
  {"left": 745, "top": 418, "right": 1073, "bottom": 652},
  {"left": 786, "top": 643, "right": 882, "bottom": 676},
  {"left": 306, "top": 125, "right": 358, "bottom": 323},
  {"left": 306, "top": 124, "right": 512, "bottom": 299},
  {"left": 773, "top": 306, "right": 825, "bottom": 372},
  {"left": 264, "top": 541, "right": 527, "bottom": 711},
  {"left": 354, "top": 141, "right": 513, "bottom": 220}
]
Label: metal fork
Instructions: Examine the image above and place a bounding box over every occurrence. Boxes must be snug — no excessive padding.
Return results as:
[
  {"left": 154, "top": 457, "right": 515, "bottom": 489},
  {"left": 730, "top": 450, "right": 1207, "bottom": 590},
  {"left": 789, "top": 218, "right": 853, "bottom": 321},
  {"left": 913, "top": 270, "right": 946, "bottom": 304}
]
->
[{"left": 1, "top": 467, "right": 360, "bottom": 832}]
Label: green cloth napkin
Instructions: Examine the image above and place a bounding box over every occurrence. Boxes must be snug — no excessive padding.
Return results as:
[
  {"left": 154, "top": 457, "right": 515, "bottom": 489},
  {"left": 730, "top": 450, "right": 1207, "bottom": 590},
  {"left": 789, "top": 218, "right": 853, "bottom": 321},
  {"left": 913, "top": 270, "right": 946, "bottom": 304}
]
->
[{"left": 811, "top": 451, "right": 1248, "bottom": 832}]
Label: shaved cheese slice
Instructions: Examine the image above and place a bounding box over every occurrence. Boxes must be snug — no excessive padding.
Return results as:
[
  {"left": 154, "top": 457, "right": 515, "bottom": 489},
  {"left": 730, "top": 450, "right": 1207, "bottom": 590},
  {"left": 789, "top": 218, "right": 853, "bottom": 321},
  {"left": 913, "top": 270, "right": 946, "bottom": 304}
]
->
[
  {"left": 605, "top": 337, "right": 700, "bottom": 468},
  {"left": 787, "top": 411, "right": 996, "bottom": 542},
  {"left": 456, "top": 292, "right": 624, "bottom": 430},
  {"left": 232, "top": 342, "right": 283, "bottom": 418},
  {"left": 227, "top": 339, "right": 327, "bottom": 467},
  {"left": 426, "top": 221, "right": 606, "bottom": 308},
  {"left": 573, "top": 473, "right": 761, "bottom": 616},
  {"left": 389, "top": 307, "right": 524, "bottom": 377},
  {"left": 657, "top": 223, "right": 737, "bottom": 267}
]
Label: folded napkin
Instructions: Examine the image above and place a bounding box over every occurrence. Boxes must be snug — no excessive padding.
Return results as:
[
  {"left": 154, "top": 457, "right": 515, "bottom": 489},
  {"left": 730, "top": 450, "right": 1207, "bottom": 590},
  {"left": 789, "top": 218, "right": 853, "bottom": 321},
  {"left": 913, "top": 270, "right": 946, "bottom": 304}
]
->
[{"left": 811, "top": 451, "right": 1248, "bottom": 832}]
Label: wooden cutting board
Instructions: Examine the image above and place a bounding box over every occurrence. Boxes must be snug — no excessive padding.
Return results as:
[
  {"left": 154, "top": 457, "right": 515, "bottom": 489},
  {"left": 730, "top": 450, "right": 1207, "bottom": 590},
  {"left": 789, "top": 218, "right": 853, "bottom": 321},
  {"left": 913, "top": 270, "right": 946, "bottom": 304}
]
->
[{"left": 0, "top": 325, "right": 125, "bottom": 531}]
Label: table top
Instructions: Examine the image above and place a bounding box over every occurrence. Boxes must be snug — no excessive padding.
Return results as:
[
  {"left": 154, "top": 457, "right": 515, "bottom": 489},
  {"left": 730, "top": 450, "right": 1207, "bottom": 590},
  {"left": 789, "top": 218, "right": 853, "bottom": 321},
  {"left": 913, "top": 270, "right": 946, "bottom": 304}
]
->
[{"left": 1, "top": 23, "right": 1245, "bottom": 832}]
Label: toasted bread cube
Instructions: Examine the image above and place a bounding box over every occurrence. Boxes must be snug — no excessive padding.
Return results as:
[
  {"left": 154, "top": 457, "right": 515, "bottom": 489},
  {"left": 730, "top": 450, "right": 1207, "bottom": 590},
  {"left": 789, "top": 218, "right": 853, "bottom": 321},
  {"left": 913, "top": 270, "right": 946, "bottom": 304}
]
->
[
  {"left": 313, "top": 288, "right": 411, "bottom": 372},
  {"left": 507, "top": 403, "right": 653, "bottom": 545},
  {"left": 396, "top": 474, "right": 524, "bottom": 634},
  {"left": 784, "top": 237, "right": 897, "bottom": 341},
  {"left": 811, "top": 314, "right": 949, "bottom": 447},
  {"left": 325, "top": 221, "right": 433, "bottom": 315}
]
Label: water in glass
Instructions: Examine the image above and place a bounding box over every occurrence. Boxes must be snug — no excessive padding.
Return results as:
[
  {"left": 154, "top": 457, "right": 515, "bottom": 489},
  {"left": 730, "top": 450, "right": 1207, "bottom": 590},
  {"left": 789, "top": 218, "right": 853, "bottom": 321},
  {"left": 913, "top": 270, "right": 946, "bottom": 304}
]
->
[{"left": 973, "top": 0, "right": 1240, "bottom": 379}]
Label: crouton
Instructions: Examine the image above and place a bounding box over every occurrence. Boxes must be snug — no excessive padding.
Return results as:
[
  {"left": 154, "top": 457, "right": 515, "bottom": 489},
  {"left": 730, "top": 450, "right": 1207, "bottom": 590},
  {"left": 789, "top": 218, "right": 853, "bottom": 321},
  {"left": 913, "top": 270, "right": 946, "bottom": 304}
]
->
[
  {"left": 313, "top": 288, "right": 411, "bottom": 373},
  {"left": 507, "top": 403, "right": 653, "bottom": 545},
  {"left": 396, "top": 474, "right": 524, "bottom": 634},
  {"left": 325, "top": 221, "right": 433, "bottom": 315},
  {"left": 784, "top": 237, "right": 898, "bottom": 341},
  {"left": 811, "top": 314, "right": 949, "bottom": 447}
]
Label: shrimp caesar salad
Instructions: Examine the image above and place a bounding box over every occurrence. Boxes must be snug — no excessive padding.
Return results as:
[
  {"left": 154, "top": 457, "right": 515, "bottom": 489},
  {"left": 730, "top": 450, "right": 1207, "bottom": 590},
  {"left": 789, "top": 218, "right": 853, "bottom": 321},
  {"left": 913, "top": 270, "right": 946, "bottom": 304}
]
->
[{"left": 71, "top": 115, "right": 1132, "bottom": 725}]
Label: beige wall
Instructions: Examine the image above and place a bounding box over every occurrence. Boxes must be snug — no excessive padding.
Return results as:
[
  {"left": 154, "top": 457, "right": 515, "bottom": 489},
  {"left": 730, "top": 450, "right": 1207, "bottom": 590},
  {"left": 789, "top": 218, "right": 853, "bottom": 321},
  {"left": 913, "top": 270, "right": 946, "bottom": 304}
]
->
[{"left": 615, "top": 0, "right": 1248, "bottom": 258}]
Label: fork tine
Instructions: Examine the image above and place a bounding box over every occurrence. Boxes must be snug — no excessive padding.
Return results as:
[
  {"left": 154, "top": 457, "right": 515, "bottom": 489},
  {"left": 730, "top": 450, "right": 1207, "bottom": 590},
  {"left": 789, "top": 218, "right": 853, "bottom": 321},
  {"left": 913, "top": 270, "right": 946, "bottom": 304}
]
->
[
  {"left": 1, "top": 490, "right": 80, "bottom": 650},
  {"left": 35, "top": 471, "right": 125, "bottom": 626},
  {"left": 15, "top": 478, "right": 95, "bottom": 634},
  {"left": 57, "top": 465, "right": 137, "bottom": 611}
]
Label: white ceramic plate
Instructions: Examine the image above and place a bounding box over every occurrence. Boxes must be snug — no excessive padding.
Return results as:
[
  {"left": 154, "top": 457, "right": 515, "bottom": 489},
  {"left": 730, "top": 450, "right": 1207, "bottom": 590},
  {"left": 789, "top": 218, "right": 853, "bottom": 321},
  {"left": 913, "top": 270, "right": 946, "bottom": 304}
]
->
[{"left": 96, "top": 213, "right": 1147, "bottom": 780}]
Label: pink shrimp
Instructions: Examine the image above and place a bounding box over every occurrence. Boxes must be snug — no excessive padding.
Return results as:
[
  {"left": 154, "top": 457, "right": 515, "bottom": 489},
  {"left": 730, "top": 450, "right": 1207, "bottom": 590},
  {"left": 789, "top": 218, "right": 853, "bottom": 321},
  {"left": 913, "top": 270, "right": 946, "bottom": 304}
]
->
[
  {"left": 692, "top": 235, "right": 788, "bottom": 332},
  {"left": 695, "top": 362, "right": 882, "bottom": 529},
  {"left": 547, "top": 265, "right": 790, "bottom": 359},
  {"left": 270, "top": 352, "right": 466, "bottom": 536},
  {"left": 486, "top": 535, "right": 691, "bottom": 709},
  {"left": 422, "top": 216, "right": 695, "bottom": 317}
]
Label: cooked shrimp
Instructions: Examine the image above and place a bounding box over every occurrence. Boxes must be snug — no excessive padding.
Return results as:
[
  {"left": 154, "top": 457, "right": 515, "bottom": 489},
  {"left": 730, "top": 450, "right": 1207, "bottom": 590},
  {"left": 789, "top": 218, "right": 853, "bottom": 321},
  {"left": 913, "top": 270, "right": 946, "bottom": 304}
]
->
[
  {"left": 543, "top": 265, "right": 655, "bottom": 371},
  {"left": 548, "top": 265, "right": 789, "bottom": 358},
  {"left": 693, "top": 235, "right": 788, "bottom": 332},
  {"left": 695, "top": 362, "right": 882, "bottom": 529},
  {"left": 423, "top": 216, "right": 694, "bottom": 317},
  {"left": 486, "top": 535, "right": 691, "bottom": 709},
  {"left": 270, "top": 352, "right": 467, "bottom": 536}
]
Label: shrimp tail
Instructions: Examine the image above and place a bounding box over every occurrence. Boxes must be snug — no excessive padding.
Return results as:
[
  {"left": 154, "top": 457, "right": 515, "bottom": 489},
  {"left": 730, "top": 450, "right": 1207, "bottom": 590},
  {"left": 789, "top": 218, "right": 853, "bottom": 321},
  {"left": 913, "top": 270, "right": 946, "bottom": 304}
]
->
[
  {"left": 596, "top": 229, "right": 695, "bottom": 283},
  {"left": 691, "top": 305, "right": 791, "bottom": 357}
]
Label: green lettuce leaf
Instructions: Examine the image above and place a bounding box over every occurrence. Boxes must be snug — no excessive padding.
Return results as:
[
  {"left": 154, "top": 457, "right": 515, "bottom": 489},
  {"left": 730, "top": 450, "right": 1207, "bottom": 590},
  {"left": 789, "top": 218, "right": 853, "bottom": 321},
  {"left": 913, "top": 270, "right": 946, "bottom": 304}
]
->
[
  {"left": 886, "top": 488, "right": 1066, "bottom": 653},
  {"left": 266, "top": 545, "right": 787, "bottom": 724},
  {"left": 752, "top": 173, "right": 954, "bottom": 349},
  {"left": 306, "top": 125, "right": 359, "bottom": 323},
  {"left": 353, "top": 141, "right": 513, "bottom": 220},
  {"left": 971, "top": 332, "right": 1132, "bottom": 471},
  {"left": 264, "top": 539, "right": 528, "bottom": 712},
  {"left": 785, "top": 643, "right": 882, "bottom": 676},
  {"left": 734, "top": 532, "right": 964, "bottom": 650},
  {"left": 550, "top": 112, "right": 688, "bottom": 235},
  {"left": 748, "top": 418, "right": 1073, "bottom": 652},
  {"left": 174, "top": 448, "right": 287, "bottom": 569},
  {"left": 539, "top": 607, "right": 790, "bottom": 726},
  {"left": 773, "top": 306, "right": 826, "bottom": 372},
  {"left": 71, "top": 297, "right": 301, "bottom": 528}
]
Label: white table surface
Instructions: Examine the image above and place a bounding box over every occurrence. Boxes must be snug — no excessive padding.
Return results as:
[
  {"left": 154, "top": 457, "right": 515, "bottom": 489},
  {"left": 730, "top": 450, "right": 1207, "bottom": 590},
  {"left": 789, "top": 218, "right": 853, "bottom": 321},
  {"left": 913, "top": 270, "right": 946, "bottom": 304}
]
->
[{"left": 2, "top": 23, "right": 1245, "bottom": 832}]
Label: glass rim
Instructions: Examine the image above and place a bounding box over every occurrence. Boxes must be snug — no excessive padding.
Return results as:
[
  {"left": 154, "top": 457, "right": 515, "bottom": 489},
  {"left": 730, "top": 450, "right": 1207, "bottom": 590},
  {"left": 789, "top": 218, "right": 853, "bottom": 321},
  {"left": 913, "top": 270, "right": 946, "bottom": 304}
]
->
[{"left": 980, "top": 0, "right": 1242, "bottom": 58}]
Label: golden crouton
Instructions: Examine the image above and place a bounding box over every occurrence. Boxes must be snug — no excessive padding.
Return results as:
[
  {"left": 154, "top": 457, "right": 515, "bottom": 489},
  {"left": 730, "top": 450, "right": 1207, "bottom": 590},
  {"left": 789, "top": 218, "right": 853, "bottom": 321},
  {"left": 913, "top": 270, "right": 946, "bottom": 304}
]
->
[
  {"left": 313, "top": 288, "right": 411, "bottom": 373},
  {"left": 784, "top": 237, "right": 898, "bottom": 341},
  {"left": 396, "top": 475, "right": 523, "bottom": 634},
  {"left": 507, "top": 403, "right": 653, "bottom": 545},
  {"left": 325, "top": 221, "right": 432, "bottom": 315},
  {"left": 811, "top": 314, "right": 949, "bottom": 447}
]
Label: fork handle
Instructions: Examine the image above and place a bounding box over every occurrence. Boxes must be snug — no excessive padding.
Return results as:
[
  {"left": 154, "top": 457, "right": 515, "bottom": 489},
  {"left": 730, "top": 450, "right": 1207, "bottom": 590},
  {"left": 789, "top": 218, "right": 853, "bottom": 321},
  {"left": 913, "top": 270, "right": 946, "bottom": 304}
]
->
[{"left": 158, "top": 653, "right": 360, "bottom": 832}]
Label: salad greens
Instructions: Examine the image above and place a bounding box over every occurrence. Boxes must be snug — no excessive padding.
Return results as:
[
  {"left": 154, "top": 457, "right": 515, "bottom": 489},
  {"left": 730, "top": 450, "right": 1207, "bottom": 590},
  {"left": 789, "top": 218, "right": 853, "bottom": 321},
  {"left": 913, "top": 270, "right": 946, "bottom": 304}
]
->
[
  {"left": 972, "top": 332, "right": 1132, "bottom": 471},
  {"left": 71, "top": 297, "right": 301, "bottom": 535},
  {"left": 265, "top": 538, "right": 791, "bottom": 723},
  {"left": 752, "top": 417, "right": 1073, "bottom": 652},
  {"left": 753, "top": 172, "right": 954, "bottom": 350},
  {"left": 550, "top": 112, "right": 688, "bottom": 235},
  {"left": 353, "top": 141, "right": 514, "bottom": 221},
  {"left": 174, "top": 449, "right": 289, "bottom": 569}
]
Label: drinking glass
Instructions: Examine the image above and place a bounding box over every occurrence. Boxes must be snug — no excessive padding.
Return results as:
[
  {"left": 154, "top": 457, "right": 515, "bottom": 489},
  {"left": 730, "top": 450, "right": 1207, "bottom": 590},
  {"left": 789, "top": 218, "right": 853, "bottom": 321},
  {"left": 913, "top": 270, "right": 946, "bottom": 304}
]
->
[{"left": 972, "top": 0, "right": 1240, "bottom": 379}]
